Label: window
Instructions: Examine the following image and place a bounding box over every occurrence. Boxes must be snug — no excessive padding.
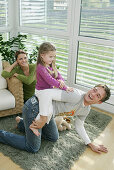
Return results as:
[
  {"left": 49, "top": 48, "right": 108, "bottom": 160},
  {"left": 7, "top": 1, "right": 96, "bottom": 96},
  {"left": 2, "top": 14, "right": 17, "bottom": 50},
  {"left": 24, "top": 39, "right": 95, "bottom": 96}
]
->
[
  {"left": 19, "top": 0, "right": 70, "bottom": 80},
  {"left": 0, "top": 0, "right": 8, "bottom": 27},
  {"left": 76, "top": 0, "right": 114, "bottom": 97},
  {"left": 80, "top": 0, "right": 114, "bottom": 41},
  {"left": 76, "top": 42, "right": 114, "bottom": 94},
  {"left": 20, "top": 0, "right": 68, "bottom": 31},
  {"left": 1, "top": 0, "right": 113, "bottom": 111}
]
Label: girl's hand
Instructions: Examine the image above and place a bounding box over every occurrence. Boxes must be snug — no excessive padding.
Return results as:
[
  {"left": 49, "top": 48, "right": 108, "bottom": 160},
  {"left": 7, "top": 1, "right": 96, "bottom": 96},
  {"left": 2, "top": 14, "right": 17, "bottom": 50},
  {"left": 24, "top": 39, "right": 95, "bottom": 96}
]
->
[
  {"left": 58, "top": 80, "right": 65, "bottom": 88},
  {"left": 66, "top": 86, "right": 74, "bottom": 92}
]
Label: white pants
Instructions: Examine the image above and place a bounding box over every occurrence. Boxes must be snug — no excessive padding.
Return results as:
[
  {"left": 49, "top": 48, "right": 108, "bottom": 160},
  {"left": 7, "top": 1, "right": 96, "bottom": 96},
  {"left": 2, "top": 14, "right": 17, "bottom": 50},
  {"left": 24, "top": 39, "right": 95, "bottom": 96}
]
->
[{"left": 35, "top": 88, "right": 63, "bottom": 123}]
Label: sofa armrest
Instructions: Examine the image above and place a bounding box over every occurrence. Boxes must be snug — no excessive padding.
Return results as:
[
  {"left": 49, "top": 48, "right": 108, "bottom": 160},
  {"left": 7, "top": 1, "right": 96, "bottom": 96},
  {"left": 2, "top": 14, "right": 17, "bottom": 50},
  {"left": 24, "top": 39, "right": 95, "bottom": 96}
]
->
[
  {"left": 2, "top": 61, "right": 24, "bottom": 106},
  {"left": 0, "top": 61, "right": 24, "bottom": 116},
  {"left": 2, "top": 61, "right": 10, "bottom": 69},
  {"left": 7, "top": 77, "right": 24, "bottom": 106}
]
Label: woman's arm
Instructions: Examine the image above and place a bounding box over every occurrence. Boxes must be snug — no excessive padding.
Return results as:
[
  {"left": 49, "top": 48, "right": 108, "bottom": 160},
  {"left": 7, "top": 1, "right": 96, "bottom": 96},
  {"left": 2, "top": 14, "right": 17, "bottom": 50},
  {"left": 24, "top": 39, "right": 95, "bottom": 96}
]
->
[
  {"left": 16, "top": 64, "right": 36, "bottom": 85},
  {"left": 4, "top": 61, "right": 18, "bottom": 72},
  {"left": 1, "top": 67, "right": 17, "bottom": 78}
]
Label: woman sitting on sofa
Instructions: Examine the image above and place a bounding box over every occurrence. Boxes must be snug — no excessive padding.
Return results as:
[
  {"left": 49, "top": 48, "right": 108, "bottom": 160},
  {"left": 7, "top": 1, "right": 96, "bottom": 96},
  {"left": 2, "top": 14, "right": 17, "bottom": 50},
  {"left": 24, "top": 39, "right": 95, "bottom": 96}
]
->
[{"left": 1, "top": 50, "right": 36, "bottom": 103}]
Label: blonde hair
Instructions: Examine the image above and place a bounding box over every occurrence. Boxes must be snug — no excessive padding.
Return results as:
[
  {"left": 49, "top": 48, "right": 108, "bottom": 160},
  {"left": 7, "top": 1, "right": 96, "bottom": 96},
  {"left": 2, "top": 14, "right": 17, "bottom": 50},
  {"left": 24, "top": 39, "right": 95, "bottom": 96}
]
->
[{"left": 37, "top": 42, "right": 58, "bottom": 78}]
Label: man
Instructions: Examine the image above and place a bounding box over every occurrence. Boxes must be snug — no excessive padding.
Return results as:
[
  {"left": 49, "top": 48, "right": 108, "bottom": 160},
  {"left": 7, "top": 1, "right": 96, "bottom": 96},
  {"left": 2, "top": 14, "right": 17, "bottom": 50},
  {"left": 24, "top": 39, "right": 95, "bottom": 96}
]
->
[{"left": 0, "top": 84, "right": 111, "bottom": 154}]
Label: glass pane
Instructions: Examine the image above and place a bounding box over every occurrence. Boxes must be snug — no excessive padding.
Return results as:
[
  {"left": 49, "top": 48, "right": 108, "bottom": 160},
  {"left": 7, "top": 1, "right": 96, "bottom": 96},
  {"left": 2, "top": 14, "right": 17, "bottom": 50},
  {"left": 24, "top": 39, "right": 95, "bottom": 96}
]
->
[
  {"left": 20, "top": 0, "right": 68, "bottom": 31},
  {"left": 76, "top": 42, "right": 114, "bottom": 94},
  {"left": 0, "top": 0, "right": 8, "bottom": 27},
  {"left": 80, "top": 0, "right": 114, "bottom": 40},
  {"left": 21, "top": 33, "right": 69, "bottom": 80},
  {"left": 1, "top": 32, "right": 9, "bottom": 40}
]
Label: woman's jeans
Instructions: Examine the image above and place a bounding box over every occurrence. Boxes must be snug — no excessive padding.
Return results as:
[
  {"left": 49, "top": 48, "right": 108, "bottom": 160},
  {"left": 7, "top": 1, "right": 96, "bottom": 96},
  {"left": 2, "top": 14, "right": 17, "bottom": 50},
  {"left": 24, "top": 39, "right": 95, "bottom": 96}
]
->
[{"left": 0, "top": 96, "right": 59, "bottom": 153}]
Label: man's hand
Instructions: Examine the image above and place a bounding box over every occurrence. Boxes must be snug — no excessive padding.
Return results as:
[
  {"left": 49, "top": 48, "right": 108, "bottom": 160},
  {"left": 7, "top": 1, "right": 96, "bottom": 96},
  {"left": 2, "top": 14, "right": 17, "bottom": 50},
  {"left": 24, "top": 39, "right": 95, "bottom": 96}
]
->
[
  {"left": 88, "top": 143, "right": 108, "bottom": 154},
  {"left": 30, "top": 116, "right": 47, "bottom": 129}
]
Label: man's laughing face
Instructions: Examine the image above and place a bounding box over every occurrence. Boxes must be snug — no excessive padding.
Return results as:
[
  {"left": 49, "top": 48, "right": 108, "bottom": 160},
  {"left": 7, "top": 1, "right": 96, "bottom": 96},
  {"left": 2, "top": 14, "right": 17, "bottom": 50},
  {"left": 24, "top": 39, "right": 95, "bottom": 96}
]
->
[{"left": 84, "top": 86, "right": 106, "bottom": 106}]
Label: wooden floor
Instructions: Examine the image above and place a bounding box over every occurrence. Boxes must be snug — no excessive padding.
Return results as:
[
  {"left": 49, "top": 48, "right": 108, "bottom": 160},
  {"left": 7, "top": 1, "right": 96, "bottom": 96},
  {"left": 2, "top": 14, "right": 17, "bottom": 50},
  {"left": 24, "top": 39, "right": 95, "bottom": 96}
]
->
[
  {"left": 71, "top": 108, "right": 114, "bottom": 170},
  {"left": 0, "top": 108, "right": 114, "bottom": 170},
  {"left": 0, "top": 153, "right": 22, "bottom": 170}
]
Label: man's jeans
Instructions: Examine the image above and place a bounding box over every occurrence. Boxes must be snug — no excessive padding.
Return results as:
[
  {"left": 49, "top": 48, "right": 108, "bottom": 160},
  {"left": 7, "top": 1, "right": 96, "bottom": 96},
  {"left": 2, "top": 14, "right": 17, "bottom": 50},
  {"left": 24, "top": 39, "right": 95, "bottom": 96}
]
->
[{"left": 0, "top": 96, "right": 59, "bottom": 153}]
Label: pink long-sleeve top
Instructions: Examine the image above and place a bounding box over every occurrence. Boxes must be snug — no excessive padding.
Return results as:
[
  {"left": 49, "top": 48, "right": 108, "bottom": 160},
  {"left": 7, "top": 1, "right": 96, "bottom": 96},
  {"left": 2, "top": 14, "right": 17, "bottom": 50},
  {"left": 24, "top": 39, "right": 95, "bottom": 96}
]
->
[{"left": 35, "top": 64, "right": 67, "bottom": 91}]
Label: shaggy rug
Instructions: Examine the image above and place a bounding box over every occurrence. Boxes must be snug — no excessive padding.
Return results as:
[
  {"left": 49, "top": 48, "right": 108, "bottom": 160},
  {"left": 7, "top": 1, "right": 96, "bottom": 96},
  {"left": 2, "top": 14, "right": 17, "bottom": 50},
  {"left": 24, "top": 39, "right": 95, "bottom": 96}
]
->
[{"left": 0, "top": 109, "right": 112, "bottom": 170}]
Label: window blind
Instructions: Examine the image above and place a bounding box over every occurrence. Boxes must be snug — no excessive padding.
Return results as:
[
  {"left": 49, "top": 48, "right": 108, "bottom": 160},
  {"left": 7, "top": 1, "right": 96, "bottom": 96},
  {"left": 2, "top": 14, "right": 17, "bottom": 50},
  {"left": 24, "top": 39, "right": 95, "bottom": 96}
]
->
[
  {"left": 0, "top": 0, "right": 8, "bottom": 27},
  {"left": 80, "top": 0, "right": 114, "bottom": 41},
  {"left": 20, "top": 0, "right": 68, "bottom": 31},
  {"left": 76, "top": 0, "right": 114, "bottom": 95},
  {"left": 76, "top": 42, "right": 114, "bottom": 94}
]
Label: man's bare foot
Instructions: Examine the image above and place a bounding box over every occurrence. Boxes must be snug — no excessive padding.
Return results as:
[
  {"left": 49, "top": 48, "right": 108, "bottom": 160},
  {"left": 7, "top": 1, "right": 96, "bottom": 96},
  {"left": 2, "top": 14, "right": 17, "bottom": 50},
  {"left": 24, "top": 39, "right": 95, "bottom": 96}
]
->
[
  {"left": 15, "top": 116, "right": 21, "bottom": 123},
  {"left": 15, "top": 116, "right": 21, "bottom": 128}
]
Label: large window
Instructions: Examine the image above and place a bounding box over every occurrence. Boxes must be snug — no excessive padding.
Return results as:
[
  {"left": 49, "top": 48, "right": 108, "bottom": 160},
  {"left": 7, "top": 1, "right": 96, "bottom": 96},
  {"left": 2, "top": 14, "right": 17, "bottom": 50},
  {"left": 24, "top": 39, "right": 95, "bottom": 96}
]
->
[
  {"left": 20, "top": 0, "right": 70, "bottom": 80},
  {"left": 1, "top": 0, "right": 114, "bottom": 112},
  {"left": 76, "top": 0, "right": 114, "bottom": 97},
  {"left": 76, "top": 42, "right": 114, "bottom": 93},
  {"left": 19, "top": 0, "right": 114, "bottom": 110}
]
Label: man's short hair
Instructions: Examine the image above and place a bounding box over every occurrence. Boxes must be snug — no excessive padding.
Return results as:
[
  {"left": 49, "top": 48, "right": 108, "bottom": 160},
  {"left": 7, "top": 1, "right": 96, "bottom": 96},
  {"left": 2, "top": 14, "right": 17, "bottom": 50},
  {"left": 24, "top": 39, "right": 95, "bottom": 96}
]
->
[{"left": 95, "top": 84, "right": 111, "bottom": 102}]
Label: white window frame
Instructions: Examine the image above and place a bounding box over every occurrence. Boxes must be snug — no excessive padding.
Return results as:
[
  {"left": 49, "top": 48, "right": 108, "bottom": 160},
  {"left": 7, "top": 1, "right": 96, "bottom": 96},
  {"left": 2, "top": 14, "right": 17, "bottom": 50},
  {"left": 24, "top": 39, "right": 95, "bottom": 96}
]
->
[{"left": 68, "top": 0, "right": 114, "bottom": 113}]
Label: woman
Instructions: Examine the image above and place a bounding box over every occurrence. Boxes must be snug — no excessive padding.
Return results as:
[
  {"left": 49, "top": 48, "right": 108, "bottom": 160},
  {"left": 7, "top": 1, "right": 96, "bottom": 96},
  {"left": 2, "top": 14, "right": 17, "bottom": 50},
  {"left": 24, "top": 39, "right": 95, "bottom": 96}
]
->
[{"left": 1, "top": 50, "right": 36, "bottom": 102}]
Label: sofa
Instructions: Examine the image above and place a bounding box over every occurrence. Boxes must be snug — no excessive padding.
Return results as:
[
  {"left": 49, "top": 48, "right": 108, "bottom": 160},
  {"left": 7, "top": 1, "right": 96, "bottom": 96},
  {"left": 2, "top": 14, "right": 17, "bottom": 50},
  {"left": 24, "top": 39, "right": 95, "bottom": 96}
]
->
[{"left": 0, "top": 56, "right": 24, "bottom": 117}]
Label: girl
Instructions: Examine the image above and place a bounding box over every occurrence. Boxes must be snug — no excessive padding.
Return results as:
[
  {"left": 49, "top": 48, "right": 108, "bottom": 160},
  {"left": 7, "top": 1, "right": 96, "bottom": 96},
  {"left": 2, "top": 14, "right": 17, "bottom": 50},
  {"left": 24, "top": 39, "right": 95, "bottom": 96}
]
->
[
  {"left": 30, "top": 42, "right": 73, "bottom": 136},
  {"left": 2, "top": 50, "right": 36, "bottom": 103}
]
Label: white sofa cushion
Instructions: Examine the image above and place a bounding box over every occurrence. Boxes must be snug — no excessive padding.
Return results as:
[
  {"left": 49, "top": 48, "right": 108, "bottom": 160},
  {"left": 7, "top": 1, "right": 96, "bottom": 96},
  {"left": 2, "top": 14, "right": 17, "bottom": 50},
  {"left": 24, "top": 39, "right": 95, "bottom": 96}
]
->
[
  {"left": 0, "top": 89, "right": 15, "bottom": 111},
  {"left": 0, "top": 75, "right": 7, "bottom": 90},
  {"left": 0, "top": 56, "right": 7, "bottom": 90}
]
